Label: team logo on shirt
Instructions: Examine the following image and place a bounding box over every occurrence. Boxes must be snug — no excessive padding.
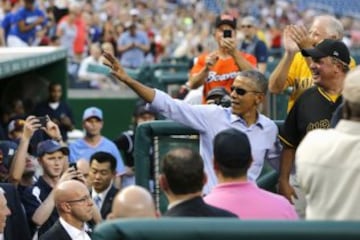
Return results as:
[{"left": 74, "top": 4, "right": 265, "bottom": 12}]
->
[
  {"left": 306, "top": 119, "right": 330, "bottom": 132},
  {"left": 207, "top": 71, "right": 240, "bottom": 82}
]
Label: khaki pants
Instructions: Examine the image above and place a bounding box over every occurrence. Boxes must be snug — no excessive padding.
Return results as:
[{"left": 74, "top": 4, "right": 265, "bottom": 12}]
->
[{"left": 290, "top": 174, "right": 306, "bottom": 219}]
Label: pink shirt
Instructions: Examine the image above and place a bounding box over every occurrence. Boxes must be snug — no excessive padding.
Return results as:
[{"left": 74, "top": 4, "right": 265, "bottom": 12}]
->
[{"left": 204, "top": 182, "right": 298, "bottom": 220}]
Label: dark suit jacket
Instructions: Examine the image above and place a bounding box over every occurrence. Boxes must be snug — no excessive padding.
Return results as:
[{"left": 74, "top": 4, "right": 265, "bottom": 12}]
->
[
  {"left": 0, "top": 183, "right": 32, "bottom": 240},
  {"left": 92, "top": 185, "right": 118, "bottom": 219},
  {"left": 39, "top": 220, "right": 72, "bottom": 240},
  {"left": 163, "top": 196, "right": 238, "bottom": 217}
]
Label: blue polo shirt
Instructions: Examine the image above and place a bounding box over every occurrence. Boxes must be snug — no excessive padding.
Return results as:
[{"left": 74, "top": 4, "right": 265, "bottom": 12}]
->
[
  {"left": 8, "top": 6, "right": 46, "bottom": 45},
  {"left": 21, "top": 177, "right": 59, "bottom": 237},
  {"left": 69, "top": 137, "right": 126, "bottom": 175}
]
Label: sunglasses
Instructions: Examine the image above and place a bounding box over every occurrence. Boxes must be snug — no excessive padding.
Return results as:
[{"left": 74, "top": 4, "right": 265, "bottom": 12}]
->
[
  {"left": 241, "top": 25, "right": 253, "bottom": 28},
  {"left": 230, "top": 86, "right": 262, "bottom": 96}
]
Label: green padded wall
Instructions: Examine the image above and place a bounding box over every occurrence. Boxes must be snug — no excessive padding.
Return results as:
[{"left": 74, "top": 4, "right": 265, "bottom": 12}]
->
[{"left": 92, "top": 218, "right": 360, "bottom": 240}]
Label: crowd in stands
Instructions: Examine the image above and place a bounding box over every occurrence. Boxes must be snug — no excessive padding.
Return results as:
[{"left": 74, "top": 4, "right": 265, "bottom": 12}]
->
[{"left": 0, "top": 0, "right": 360, "bottom": 239}]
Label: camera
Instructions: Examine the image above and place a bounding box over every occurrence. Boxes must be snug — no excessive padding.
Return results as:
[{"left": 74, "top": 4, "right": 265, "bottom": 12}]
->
[
  {"left": 223, "top": 30, "right": 232, "bottom": 38},
  {"left": 37, "top": 116, "right": 48, "bottom": 127}
]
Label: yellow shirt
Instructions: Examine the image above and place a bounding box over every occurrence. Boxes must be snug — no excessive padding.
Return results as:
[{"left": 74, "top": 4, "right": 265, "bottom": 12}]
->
[{"left": 285, "top": 52, "right": 356, "bottom": 112}]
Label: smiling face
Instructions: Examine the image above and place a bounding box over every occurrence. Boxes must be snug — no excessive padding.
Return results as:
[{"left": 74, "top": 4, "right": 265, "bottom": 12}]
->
[
  {"left": 230, "top": 76, "right": 264, "bottom": 117},
  {"left": 310, "top": 56, "right": 339, "bottom": 86}
]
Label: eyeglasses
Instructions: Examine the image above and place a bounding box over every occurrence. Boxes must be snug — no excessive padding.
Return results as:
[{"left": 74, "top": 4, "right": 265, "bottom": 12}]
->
[
  {"left": 230, "top": 86, "right": 262, "bottom": 95},
  {"left": 66, "top": 195, "right": 92, "bottom": 204},
  {"left": 241, "top": 25, "right": 253, "bottom": 28}
]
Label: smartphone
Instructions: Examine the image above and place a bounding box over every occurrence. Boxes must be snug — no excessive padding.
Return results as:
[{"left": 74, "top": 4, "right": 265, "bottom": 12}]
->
[
  {"left": 37, "top": 116, "right": 48, "bottom": 127},
  {"left": 223, "top": 29, "right": 232, "bottom": 38},
  {"left": 69, "top": 162, "right": 77, "bottom": 170}
]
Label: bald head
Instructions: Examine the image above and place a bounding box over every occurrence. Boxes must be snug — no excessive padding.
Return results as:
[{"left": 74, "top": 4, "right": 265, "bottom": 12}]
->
[
  {"left": 76, "top": 159, "right": 91, "bottom": 188},
  {"left": 110, "top": 185, "right": 156, "bottom": 218},
  {"left": 54, "top": 180, "right": 88, "bottom": 205}
]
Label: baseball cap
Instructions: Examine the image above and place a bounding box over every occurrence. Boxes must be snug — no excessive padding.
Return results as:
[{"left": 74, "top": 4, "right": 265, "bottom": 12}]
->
[
  {"left": 206, "top": 87, "right": 229, "bottom": 101},
  {"left": 8, "top": 119, "right": 25, "bottom": 133},
  {"left": 82, "top": 107, "right": 103, "bottom": 121},
  {"left": 37, "top": 140, "right": 69, "bottom": 157},
  {"left": 213, "top": 128, "right": 251, "bottom": 169},
  {"left": 342, "top": 67, "right": 360, "bottom": 104},
  {"left": 215, "top": 14, "right": 237, "bottom": 29},
  {"left": 301, "top": 39, "right": 350, "bottom": 64},
  {"left": 133, "top": 100, "right": 155, "bottom": 117},
  {"left": 0, "top": 141, "right": 18, "bottom": 169}
]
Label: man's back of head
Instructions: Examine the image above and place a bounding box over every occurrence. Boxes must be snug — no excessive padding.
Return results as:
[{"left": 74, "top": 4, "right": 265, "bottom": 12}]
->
[
  {"left": 160, "top": 148, "right": 205, "bottom": 195},
  {"left": 213, "top": 128, "right": 252, "bottom": 180},
  {"left": 342, "top": 66, "right": 360, "bottom": 119},
  {"left": 109, "top": 185, "right": 156, "bottom": 219}
]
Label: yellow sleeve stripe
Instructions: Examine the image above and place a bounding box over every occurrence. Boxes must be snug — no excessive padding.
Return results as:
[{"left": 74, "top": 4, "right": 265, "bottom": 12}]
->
[{"left": 278, "top": 135, "right": 295, "bottom": 148}]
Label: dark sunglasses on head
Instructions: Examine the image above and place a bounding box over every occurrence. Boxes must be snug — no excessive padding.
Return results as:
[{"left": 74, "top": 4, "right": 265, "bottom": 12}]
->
[
  {"left": 241, "top": 25, "right": 253, "bottom": 28},
  {"left": 230, "top": 86, "right": 262, "bottom": 96}
]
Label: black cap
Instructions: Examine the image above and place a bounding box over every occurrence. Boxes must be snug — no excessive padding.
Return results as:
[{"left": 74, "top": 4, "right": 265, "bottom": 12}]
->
[
  {"left": 301, "top": 39, "right": 350, "bottom": 64},
  {"left": 0, "top": 141, "right": 18, "bottom": 170},
  {"left": 215, "top": 14, "right": 237, "bottom": 29},
  {"left": 133, "top": 100, "right": 156, "bottom": 117},
  {"left": 206, "top": 87, "right": 229, "bottom": 101},
  {"left": 213, "top": 128, "right": 251, "bottom": 169}
]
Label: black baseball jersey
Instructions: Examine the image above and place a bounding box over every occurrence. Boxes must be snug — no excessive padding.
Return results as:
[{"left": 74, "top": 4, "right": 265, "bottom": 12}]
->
[{"left": 279, "top": 86, "right": 342, "bottom": 148}]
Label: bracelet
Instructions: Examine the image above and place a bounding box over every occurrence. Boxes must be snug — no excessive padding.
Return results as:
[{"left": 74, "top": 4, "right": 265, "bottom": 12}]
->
[{"left": 184, "top": 82, "right": 191, "bottom": 90}]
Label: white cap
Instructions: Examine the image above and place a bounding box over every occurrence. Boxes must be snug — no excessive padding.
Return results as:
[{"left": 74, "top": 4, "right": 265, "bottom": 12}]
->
[{"left": 82, "top": 107, "right": 103, "bottom": 121}]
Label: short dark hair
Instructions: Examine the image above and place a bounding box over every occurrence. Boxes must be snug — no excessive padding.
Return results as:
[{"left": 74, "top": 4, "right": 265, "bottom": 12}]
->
[
  {"left": 161, "top": 148, "right": 204, "bottom": 195},
  {"left": 89, "top": 151, "right": 117, "bottom": 172},
  {"left": 237, "top": 70, "right": 268, "bottom": 94},
  {"left": 213, "top": 128, "right": 252, "bottom": 178}
]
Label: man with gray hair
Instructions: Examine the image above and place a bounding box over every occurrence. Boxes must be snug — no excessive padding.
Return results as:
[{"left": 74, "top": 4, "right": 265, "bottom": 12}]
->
[
  {"left": 104, "top": 50, "right": 281, "bottom": 194},
  {"left": 296, "top": 67, "right": 360, "bottom": 220},
  {"left": 269, "top": 15, "right": 356, "bottom": 112},
  {"left": 239, "top": 16, "right": 268, "bottom": 74}
]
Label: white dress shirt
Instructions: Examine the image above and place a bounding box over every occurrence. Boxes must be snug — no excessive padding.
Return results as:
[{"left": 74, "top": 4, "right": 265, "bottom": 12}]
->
[
  {"left": 91, "top": 181, "right": 113, "bottom": 210},
  {"left": 59, "top": 217, "right": 91, "bottom": 240}
]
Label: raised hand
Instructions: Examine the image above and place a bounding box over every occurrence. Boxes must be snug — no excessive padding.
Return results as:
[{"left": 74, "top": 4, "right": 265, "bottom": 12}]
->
[
  {"left": 221, "top": 37, "right": 237, "bottom": 57},
  {"left": 289, "top": 25, "right": 312, "bottom": 49},
  {"left": 283, "top": 25, "right": 300, "bottom": 54},
  {"left": 102, "top": 52, "right": 128, "bottom": 82},
  {"left": 42, "top": 116, "right": 62, "bottom": 141},
  {"left": 205, "top": 52, "right": 219, "bottom": 70},
  {"left": 23, "top": 116, "right": 41, "bottom": 140}
]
